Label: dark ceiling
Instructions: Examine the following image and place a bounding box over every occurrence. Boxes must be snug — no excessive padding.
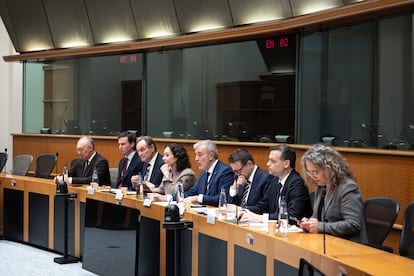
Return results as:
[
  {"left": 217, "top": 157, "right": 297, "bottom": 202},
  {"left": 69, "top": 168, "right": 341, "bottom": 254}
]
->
[{"left": 0, "top": 0, "right": 362, "bottom": 53}]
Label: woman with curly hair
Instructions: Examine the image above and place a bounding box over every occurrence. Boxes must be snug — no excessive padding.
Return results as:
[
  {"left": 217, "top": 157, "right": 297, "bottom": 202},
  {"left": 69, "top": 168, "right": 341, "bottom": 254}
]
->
[
  {"left": 147, "top": 143, "right": 196, "bottom": 201},
  {"left": 298, "top": 143, "right": 367, "bottom": 243}
]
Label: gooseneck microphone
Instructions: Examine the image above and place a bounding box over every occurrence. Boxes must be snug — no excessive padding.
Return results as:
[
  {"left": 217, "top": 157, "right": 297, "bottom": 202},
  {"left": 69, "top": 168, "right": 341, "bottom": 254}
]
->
[{"left": 321, "top": 188, "right": 327, "bottom": 254}]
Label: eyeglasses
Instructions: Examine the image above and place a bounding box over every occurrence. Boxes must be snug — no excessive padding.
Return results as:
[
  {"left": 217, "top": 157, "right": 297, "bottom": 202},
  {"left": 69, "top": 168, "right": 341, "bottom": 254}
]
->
[
  {"left": 232, "top": 164, "right": 246, "bottom": 175},
  {"left": 306, "top": 170, "right": 320, "bottom": 177}
]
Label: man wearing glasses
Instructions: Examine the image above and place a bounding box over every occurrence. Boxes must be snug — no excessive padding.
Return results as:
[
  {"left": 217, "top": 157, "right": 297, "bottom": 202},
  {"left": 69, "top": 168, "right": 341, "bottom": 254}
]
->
[
  {"left": 228, "top": 148, "right": 273, "bottom": 207},
  {"left": 239, "top": 144, "right": 312, "bottom": 223}
]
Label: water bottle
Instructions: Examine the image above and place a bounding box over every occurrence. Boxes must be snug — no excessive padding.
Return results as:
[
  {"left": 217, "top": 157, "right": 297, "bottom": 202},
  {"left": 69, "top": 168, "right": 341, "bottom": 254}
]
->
[
  {"left": 278, "top": 196, "right": 288, "bottom": 237},
  {"left": 177, "top": 180, "right": 184, "bottom": 203},
  {"left": 136, "top": 173, "right": 144, "bottom": 200},
  {"left": 91, "top": 167, "right": 98, "bottom": 185},
  {"left": 218, "top": 188, "right": 227, "bottom": 219},
  {"left": 62, "top": 164, "right": 68, "bottom": 182}
]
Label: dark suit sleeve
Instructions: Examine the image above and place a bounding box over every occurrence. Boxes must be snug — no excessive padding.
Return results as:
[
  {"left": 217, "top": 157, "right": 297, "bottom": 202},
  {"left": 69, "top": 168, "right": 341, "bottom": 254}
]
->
[
  {"left": 95, "top": 157, "right": 110, "bottom": 185},
  {"left": 202, "top": 166, "right": 234, "bottom": 206},
  {"left": 283, "top": 176, "right": 312, "bottom": 221},
  {"left": 247, "top": 181, "right": 275, "bottom": 216}
]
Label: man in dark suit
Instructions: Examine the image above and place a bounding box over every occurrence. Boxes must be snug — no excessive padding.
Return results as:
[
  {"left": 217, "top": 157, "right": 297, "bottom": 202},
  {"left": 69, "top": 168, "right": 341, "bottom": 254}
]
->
[
  {"left": 116, "top": 131, "right": 143, "bottom": 189},
  {"left": 239, "top": 144, "right": 312, "bottom": 223},
  {"left": 131, "top": 136, "right": 164, "bottom": 188},
  {"left": 55, "top": 136, "right": 110, "bottom": 185},
  {"left": 228, "top": 148, "right": 273, "bottom": 207},
  {"left": 185, "top": 140, "right": 234, "bottom": 206}
]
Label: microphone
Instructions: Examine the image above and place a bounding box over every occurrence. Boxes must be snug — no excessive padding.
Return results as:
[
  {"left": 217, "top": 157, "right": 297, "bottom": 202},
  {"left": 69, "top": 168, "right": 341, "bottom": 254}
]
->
[
  {"left": 232, "top": 174, "right": 240, "bottom": 225},
  {"left": 321, "top": 188, "right": 327, "bottom": 254}
]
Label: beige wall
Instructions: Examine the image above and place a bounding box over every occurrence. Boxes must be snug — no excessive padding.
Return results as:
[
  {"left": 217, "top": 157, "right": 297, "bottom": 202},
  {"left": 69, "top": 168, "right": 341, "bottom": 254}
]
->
[{"left": 0, "top": 21, "right": 23, "bottom": 169}]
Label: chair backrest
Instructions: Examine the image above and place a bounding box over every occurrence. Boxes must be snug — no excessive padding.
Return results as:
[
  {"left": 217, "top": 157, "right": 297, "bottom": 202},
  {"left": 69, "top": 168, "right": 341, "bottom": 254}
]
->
[
  {"left": 12, "top": 154, "right": 34, "bottom": 176},
  {"left": 0, "top": 152, "right": 8, "bottom": 172},
  {"left": 34, "top": 153, "right": 57, "bottom": 178},
  {"left": 400, "top": 202, "right": 414, "bottom": 258},
  {"left": 364, "top": 197, "right": 400, "bottom": 245},
  {"left": 109, "top": 167, "right": 118, "bottom": 188}
]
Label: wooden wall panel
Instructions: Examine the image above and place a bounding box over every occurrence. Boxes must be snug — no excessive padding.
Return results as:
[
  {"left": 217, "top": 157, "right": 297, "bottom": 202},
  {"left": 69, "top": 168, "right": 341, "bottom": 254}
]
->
[{"left": 12, "top": 134, "right": 414, "bottom": 226}]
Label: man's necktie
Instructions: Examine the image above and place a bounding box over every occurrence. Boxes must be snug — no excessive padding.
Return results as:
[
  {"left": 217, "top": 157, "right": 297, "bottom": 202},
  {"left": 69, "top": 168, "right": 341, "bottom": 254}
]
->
[
  {"left": 118, "top": 158, "right": 128, "bottom": 188},
  {"left": 144, "top": 164, "right": 151, "bottom": 182},
  {"left": 276, "top": 182, "right": 283, "bottom": 213},
  {"left": 240, "top": 181, "right": 251, "bottom": 208},
  {"left": 204, "top": 172, "right": 211, "bottom": 193},
  {"left": 82, "top": 160, "right": 89, "bottom": 177}
]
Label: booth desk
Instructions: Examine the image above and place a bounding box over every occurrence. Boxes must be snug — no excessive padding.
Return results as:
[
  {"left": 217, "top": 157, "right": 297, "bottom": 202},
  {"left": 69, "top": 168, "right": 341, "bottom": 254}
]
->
[{"left": 1, "top": 174, "right": 414, "bottom": 276}]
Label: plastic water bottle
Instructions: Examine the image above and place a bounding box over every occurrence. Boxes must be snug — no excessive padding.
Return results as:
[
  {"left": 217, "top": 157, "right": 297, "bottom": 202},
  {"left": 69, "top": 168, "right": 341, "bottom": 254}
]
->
[
  {"left": 136, "top": 173, "right": 143, "bottom": 200},
  {"left": 218, "top": 188, "right": 227, "bottom": 219},
  {"left": 62, "top": 164, "right": 68, "bottom": 182},
  {"left": 177, "top": 180, "right": 184, "bottom": 203},
  {"left": 278, "top": 196, "right": 288, "bottom": 237},
  {"left": 91, "top": 167, "right": 98, "bottom": 185}
]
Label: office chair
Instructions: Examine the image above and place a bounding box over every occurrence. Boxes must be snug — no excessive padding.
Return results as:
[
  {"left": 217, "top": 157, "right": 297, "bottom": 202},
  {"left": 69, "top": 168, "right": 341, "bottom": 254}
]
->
[
  {"left": 364, "top": 197, "right": 399, "bottom": 252},
  {"left": 12, "top": 154, "right": 33, "bottom": 176},
  {"left": 109, "top": 167, "right": 119, "bottom": 188},
  {"left": 298, "top": 258, "right": 325, "bottom": 276},
  {"left": 0, "top": 150, "right": 8, "bottom": 172},
  {"left": 34, "top": 153, "right": 57, "bottom": 178},
  {"left": 400, "top": 202, "right": 414, "bottom": 259}
]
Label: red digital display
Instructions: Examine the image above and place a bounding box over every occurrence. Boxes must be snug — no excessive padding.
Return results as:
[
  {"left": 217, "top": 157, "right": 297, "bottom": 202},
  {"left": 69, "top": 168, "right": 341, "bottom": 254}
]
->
[
  {"left": 119, "top": 55, "right": 137, "bottom": 63},
  {"left": 265, "top": 37, "right": 289, "bottom": 49}
]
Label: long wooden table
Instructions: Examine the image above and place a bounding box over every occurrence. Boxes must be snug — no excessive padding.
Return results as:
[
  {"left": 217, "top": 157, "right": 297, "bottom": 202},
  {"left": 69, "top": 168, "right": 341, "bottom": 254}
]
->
[{"left": 1, "top": 173, "right": 413, "bottom": 275}]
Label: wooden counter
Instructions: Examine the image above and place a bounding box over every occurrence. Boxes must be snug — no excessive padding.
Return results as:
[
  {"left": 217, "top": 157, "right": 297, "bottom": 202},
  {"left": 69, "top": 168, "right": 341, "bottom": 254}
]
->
[
  {"left": 11, "top": 133, "right": 414, "bottom": 253},
  {"left": 1, "top": 173, "right": 413, "bottom": 276}
]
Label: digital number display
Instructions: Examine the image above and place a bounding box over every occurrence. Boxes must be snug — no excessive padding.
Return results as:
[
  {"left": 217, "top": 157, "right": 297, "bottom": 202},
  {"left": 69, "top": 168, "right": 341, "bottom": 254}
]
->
[{"left": 265, "top": 37, "right": 289, "bottom": 49}]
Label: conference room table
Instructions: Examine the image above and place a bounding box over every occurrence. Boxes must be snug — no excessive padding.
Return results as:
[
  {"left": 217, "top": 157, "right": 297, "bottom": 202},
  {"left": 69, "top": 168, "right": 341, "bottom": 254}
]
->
[{"left": 1, "top": 173, "right": 413, "bottom": 276}]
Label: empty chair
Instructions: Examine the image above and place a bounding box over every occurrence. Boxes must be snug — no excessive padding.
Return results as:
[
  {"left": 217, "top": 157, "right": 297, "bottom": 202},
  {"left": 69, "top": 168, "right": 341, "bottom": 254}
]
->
[
  {"left": 400, "top": 202, "right": 414, "bottom": 259},
  {"left": 34, "top": 153, "right": 57, "bottom": 178},
  {"left": 0, "top": 150, "right": 7, "bottom": 172},
  {"left": 12, "top": 154, "right": 33, "bottom": 176},
  {"left": 364, "top": 197, "right": 399, "bottom": 252},
  {"left": 109, "top": 167, "right": 119, "bottom": 188}
]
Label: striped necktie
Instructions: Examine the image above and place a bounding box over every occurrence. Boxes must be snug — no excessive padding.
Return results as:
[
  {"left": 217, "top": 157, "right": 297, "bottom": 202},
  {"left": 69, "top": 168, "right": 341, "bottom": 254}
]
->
[{"left": 240, "top": 181, "right": 251, "bottom": 208}]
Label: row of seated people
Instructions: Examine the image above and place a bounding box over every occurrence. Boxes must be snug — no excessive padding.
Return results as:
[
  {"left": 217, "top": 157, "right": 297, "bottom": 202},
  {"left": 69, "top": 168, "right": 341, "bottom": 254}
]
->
[
  {"left": 0, "top": 150, "right": 57, "bottom": 178},
  {"left": 54, "top": 136, "right": 367, "bottom": 246}
]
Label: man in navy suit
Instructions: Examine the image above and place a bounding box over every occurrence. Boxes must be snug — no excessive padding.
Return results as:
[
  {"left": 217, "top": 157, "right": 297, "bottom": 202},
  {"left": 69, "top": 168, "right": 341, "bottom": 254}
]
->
[
  {"left": 228, "top": 148, "right": 273, "bottom": 207},
  {"left": 131, "top": 136, "right": 164, "bottom": 188},
  {"left": 239, "top": 144, "right": 312, "bottom": 224},
  {"left": 116, "top": 131, "right": 143, "bottom": 189},
  {"left": 185, "top": 140, "right": 234, "bottom": 206}
]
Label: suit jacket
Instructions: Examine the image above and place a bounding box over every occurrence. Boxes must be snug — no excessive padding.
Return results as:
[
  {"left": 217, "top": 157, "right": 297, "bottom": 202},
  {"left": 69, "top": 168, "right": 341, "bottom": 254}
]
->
[
  {"left": 230, "top": 167, "right": 273, "bottom": 206},
  {"left": 185, "top": 160, "right": 234, "bottom": 206},
  {"left": 153, "top": 168, "right": 196, "bottom": 195},
  {"left": 313, "top": 180, "right": 367, "bottom": 244},
  {"left": 247, "top": 169, "right": 312, "bottom": 222},
  {"left": 69, "top": 152, "right": 110, "bottom": 185},
  {"left": 116, "top": 152, "right": 143, "bottom": 189},
  {"left": 141, "top": 153, "right": 164, "bottom": 187}
]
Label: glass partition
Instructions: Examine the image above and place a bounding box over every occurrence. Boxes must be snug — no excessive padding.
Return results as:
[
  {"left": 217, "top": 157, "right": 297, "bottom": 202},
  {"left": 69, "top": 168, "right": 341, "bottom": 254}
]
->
[{"left": 23, "top": 13, "right": 414, "bottom": 150}]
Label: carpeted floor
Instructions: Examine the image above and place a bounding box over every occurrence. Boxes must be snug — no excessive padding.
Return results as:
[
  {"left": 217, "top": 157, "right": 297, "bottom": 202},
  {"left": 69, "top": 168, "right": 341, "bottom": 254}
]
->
[{"left": 0, "top": 240, "right": 96, "bottom": 276}]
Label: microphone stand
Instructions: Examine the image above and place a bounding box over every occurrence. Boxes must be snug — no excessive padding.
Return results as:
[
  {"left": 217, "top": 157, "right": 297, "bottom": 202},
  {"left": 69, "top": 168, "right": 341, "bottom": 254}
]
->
[{"left": 321, "top": 188, "right": 327, "bottom": 254}]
